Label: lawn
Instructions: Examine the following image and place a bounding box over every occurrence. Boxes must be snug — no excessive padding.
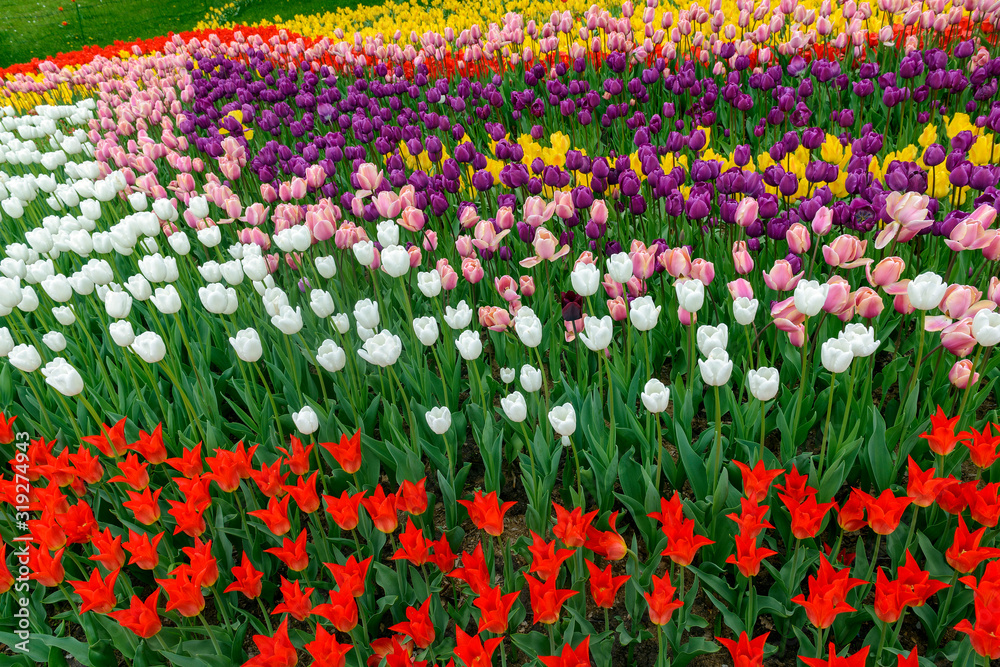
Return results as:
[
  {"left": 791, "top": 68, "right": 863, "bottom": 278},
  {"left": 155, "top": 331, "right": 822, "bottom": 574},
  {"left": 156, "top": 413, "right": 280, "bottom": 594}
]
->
[{"left": 0, "top": 0, "right": 213, "bottom": 67}]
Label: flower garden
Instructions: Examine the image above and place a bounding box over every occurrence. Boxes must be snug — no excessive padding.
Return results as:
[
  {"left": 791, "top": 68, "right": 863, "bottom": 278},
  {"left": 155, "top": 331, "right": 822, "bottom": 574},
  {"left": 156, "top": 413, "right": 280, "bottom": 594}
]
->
[{"left": 1, "top": 1, "right": 1000, "bottom": 666}]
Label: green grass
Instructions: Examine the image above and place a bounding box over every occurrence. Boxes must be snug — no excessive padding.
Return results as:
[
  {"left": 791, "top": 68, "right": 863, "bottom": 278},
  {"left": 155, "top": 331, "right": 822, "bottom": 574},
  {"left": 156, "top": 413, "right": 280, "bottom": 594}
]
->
[
  {"left": 0, "top": 0, "right": 212, "bottom": 68},
  {"left": 235, "top": 0, "right": 351, "bottom": 25}
]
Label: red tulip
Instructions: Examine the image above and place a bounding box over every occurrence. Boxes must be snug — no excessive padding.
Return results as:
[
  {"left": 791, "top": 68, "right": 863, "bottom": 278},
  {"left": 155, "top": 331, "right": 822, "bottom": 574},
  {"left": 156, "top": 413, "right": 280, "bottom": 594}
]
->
[
  {"left": 540, "top": 636, "right": 590, "bottom": 667},
  {"left": 784, "top": 495, "right": 837, "bottom": 539},
  {"left": 28, "top": 545, "right": 65, "bottom": 587},
  {"left": 726, "top": 533, "right": 778, "bottom": 578},
  {"left": 107, "top": 454, "right": 150, "bottom": 490},
  {"left": 249, "top": 494, "right": 292, "bottom": 536},
  {"left": 716, "top": 631, "right": 768, "bottom": 667},
  {"left": 661, "top": 518, "right": 714, "bottom": 566},
  {"left": 0, "top": 411, "right": 17, "bottom": 444},
  {"left": 0, "top": 544, "right": 14, "bottom": 594},
  {"left": 128, "top": 423, "right": 167, "bottom": 464},
  {"left": 265, "top": 529, "right": 310, "bottom": 571},
  {"left": 283, "top": 472, "right": 321, "bottom": 514},
  {"left": 225, "top": 551, "right": 264, "bottom": 599},
  {"left": 856, "top": 488, "right": 913, "bottom": 535},
  {"left": 313, "top": 587, "right": 358, "bottom": 633},
  {"left": 396, "top": 477, "right": 428, "bottom": 515},
  {"left": 321, "top": 429, "right": 362, "bottom": 474},
  {"left": 324, "top": 555, "right": 371, "bottom": 598},
  {"left": 89, "top": 528, "right": 126, "bottom": 571},
  {"left": 165, "top": 442, "right": 203, "bottom": 477},
  {"left": 251, "top": 458, "right": 289, "bottom": 497},
  {"left": 644, "top": 571, "right": 684, "bottom": 625},
  {"left": 474, "top": 584, "right": 520, "bottom": 634},
  {"left": 919, "top": 407, "right": 965, "bottom": 456},
  {"left": 392, "top": 518, "right": 431, "bottom": 567},
  {"left": 453, "top": 627, "right": 502, "bottom": 667},
  {"left": 970, "top": 483, "right": 1000, "bottom": 527},
  {"left": 946, "top": 515, "right": 1000, "bottom": 573},
  {"left": 69, "top": 567, "right": 119, "bottom": 614},
  {"left": 552, "top": 503, "right": 597, "bottom": 547},
  {"left": 799, "top": 644, "right": 869, "bottom": 667},
  {"left": 68, "top": 446, "right": 104, "bottom": 484},
  {"left": 430, "top": 535, "right": 457, "bottom": 573},
  {"left": 389, "top": 596, "right": 435, "bottom": 648},
  {"left": 81, "top": 417, "right": 127, "bottom": 457},
  {"left": 362, "top": 485, "right": 399, "bottom": 533},
  {"left": 271, "top": 576, "right": 315, "bottom": 621},
  {"left": 324, "top": 490, "right": 365, "bottom": 531},
  {"left": 459, "top": 490, "right": 516, "bottom": 537},
  {"left": 965, "top": 423, "right": 1000, "bottom": 469},
  {"left": 791, "top": 554, "right": 865, "bottom": 629},
  {"left": 527, "top": 531, "right": 574, "bottom": 582},
  {"left": 873, "top": 568, "right": 920, "bottom": 623},
  {"left": 448, "top": 543, "right": 491, "bottom": 595},
  {"left": 244, "top": 618, "right": 298, "bottom": 667},
  {"left": 905, "top": 456, "right": 951, "bottom": 507},
  {"left": 726, "top": 498, "right": 775, "bottom": 539},
  {"left": 277, "top": 435, "right": 313, "bottom": 475},
  {"left": 305, "top": 625, "right": 352, "bottom": 667},
  {"left": 123, "top": 530, "right": 162, "bottom": 571},
  {"left": 156, "top": 568, "right": 205, "bottom": 617},
  {"left": 585, "top": 511, "right": 627, "bottom": 561},
  {"left": 110, "top": 589, "right": 162, "bottom": 638},
  {"left": 526, "top": 573, "right": 577, "bottom": 625},
  {"left": 585, "top": 560, "right": 629, "bottom": 609},
  {"left": 123, "top": 487, "right": 162, "bottom": 525},
  {"left": 734, "top": 460, "right": 784, "bottom": 504}
]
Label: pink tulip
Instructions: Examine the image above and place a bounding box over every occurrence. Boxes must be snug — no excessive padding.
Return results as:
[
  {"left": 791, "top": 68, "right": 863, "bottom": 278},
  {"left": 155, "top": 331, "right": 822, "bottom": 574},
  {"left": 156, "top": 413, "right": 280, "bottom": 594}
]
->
[
  {"left": 472, "top": 220, "right": 509, "bottom": 253},
  {"left": 523, "top": 196, "right": 556, "bottom": 228},
  {"left": 306, "top": 165, "right": 325, "bottom": 190},
  {"left": 626, "top": 276, "right": 645, "bottom": 298},
  {"left": 735, "top": 197, "right": 758, "bottom": 228},
  {"left": 949, "top": 359, "right": 980, "bottom": 389},
  {"left": 408, "top": 246, "right": 422, "bottom": 268},
  {"left": 455, "top": 235, "right": 476, "bottom": 258},
  {"left": 399, "top": 206, "right": 426, "bottom": 232},
  {"left": 811, "top": 206, "right": 833, "bottom": 235},
  {"left": 727, "top": 279, "right": 754, "bottom": 300},
  {"left": 762, "top": 259, "right": 804, "bottom": 291},
  {"left": 877, "top": 191, "right": 932, "bottom": 247},
  {"left": 866, "top": 256, "right": 905, "bottom": 287},
  {"left": 690, "top": 258, "right": 715, "bottom": 285},
  {"left": 478, "top": 306, "right": 511, "bottom": 332},
  {"left": 590, "top": 200, "right": 609, "bottom": 225},
  {"left": 496, "top": 207, "right": 515, "bottom": 230},
  {"left": 462, "top": 257, "right": 484, "bottom": 284},
  {"left": 854, "top": 287, "right": 884, "bottom": 318},
  {"left": 603, "top": 273, "right": 624, "bottom": 299},
  {"left": 732, "top": 241, "right": 754, "bottom": 275},
  {"left": 607, "top": 296, "right": 628, "bottom": 321},
  {"left": 350, "top": 196, "right": 365, "bottom": 217},
  {"left": 356, "top": 163, "right": 383, "bottom": 192},
  {"left": 459, "top": 205, "right": 480, "bottom": 229},
  {"left": 439, "top": 263, "right": 459, "bottom": 291},
  {"left": 657, "top": 246, "right": 690, "bottom": 278},
  {"left": 373, "top": 191, "right": 402, "bottom": 218},
  {"left": 941, "top": 318, "right": 977, "bottom": 357},
  {"left": 822, "top": 234, "right": 868, "bottom": 268},
  {"left": 677, "top": 307, "right": 693, "bottom": 326},
  {"left": 786, "top": 223, "right": 811, "bottom": 254},
  {"left": 939, "top": 284, "right": 988, "bottom": 320},
  {"left": 989, "top": 277, "right": 1000, "bottom": 307},
  {"left": 553, "top": 191, "right": 574, "bottom": 219},
  {"left": 519, "top": 276, "right": 536, "bottom": 297},
  {"left": 945, "top": 219, "right": 997, "bottom": 252},
  {"left": 242, "top": 203, "right": 270, "bottom": 227},
  {"left": 823, "top": 275, "right": 855, "bottom": 320},
  {"left": 422, "top": 230, "right": 438, "bottom": 251}
]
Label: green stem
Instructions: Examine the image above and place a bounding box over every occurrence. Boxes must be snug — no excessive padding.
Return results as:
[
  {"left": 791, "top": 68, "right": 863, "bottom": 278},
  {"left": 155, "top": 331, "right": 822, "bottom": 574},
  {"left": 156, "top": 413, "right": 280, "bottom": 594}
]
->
[
  {"left": 712, "top": 384, "right": 723, "bottom": 493},
  {"left": 197, "top": 612, "right": 223, "bottom": 654},
  {"left": 759, "top": 399, "right": 767, "bottom": 462},
  {"left": 836, "top": 360, "right": 860, "bottom": 447},
  {"left": 817, "top": 372, "right": 837, "bottom": 479}
]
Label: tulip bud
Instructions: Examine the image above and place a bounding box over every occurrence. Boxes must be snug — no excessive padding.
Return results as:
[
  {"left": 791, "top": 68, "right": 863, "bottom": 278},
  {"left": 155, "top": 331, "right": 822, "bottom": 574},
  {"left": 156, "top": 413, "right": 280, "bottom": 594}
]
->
[
  {"left": 747, "top": 367, "right": 779, "bottom": 401},
  {"left": 640, "top": 378, "right": 670, "bottom": 412},
  {"left": 292, "top": 406, "right": 319, "bottom": 434}
]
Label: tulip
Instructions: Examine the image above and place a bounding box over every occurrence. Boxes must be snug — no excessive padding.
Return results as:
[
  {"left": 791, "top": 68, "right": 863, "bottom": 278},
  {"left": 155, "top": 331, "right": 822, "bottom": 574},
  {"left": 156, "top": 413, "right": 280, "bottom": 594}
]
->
[
  {"left": 413, "top": 317, "right": 439, "bottom": 346},
  {"left": 854, "top": 288, "right": 884, "bottom": 318},
  {"left": 105, "top": 291, "right": 133, "bottom": 319},
  {"left": 515, "top": 310, "right": 543, "bottom": 348},
  {"left": 548, "top": 403, "right": 577, "bottom": 437},
  {"left": 42, "top": 331, "right": 66, "bottom": 352},
  {"left": 907, "top": 272, "right": 947, "bottom": 310},
  {"left": 973, "top": 310, "right": 1000, "bottom": 347},
  {"left": 839, "top": 324, "right": 880, "bottom": 357},
  {"left": 309, "top": 290, "right": 335, "bottom": 319},
  {"left": 570, "top": 262, "right": 600, "bottom": 297},
  {"left": 732, "top": 241, "right": 754, "bottom": 275},
  {"left": 425, "top": 407, "right": 452, "bottom": 434},
  {"left": 821, "top": 338, "right": 854, "bottom": 374},
  {"left": 866, "top": 256, "right": 905, "bottom": 287},
  {"left": 358, "top": 330, "right": 402, "bottom": 367},
  {"left": 109, "top": 321, "right": 136, "bottom": 348},
  {"left": 456, "top": 330, "right": 483, "bottom": 360},
  {"left": 41, "top": 358, "right": 84, "bottom": 396},
  {"left": 579, "top": 316, "right": 613, "bottom": 352},
  {"left": 417, "top": 270, "right": 442, "bottom": 297},
  {"left": 793, "top": 280, "right": 830, "bottom": 317},
  {"left": 381, "top": 245, "right": 410, "bottom": 277},
  {"left": 229, "top": 328, "right": 262, "bottom": 363},
  {"left": 735, "top": 197, "right": 758, "bottom": 227},
  {"left": 316, "top": 340, "right": 346, "bottom": 373},
  {"left": 673, "top": 279, "right": 703, "bottom": 314},
  {"left": 131, "top": 332, "right": 166, "bottom": 364},
  {"left": 699, "top": 348, "right": 733, "bottom": 386},
  {"left": 271, "top": 306, "right": 304, "bottom": 335},
  {"left": 9, "top": 344, "right": 41, "bottom": 372},
  {"left": 733, "top": 297, "right": 759, "bottom": 325},
  {"left": 949, "top": 359, "right": 980, "bottom": 389},
  {"left": 630, "top": 296, "right": 662, "bottom": 331},
  {"left": 762, "top": 260, "right": 804, "bottom": 291},
  {"left": 606, "top": 252, "right": 633, "bottom": 283},
  {"left": 53, "top": 307, "right": 76, "bottom": 326},
  {"left": 641, "top": 379, "right": 670, "bottom": 413},
  {"left": 352, "top": 241, "right": 375, "bottom": 267},
  {"left": 292, "top": 406, "right": 319, "bottom": 434},
  {"left": 697, "top": 324, "right": 728, "bottom": 356},
  {"left": 353, "top": 299, "right": 380, "bottom": 330},
  {"left": 0, "top": 328, "right": 11, "bottom": 357},
  {"left": 499, "top": 368, "right": 515, "bottom": 383},
  {"left": 748, "top": 367, "right": 779, "bottom": 401},
  {"left": 501, "top": 391, "right": 527, "bottom": 422},
  {"left": 444, "top": 301, "right": 474, "bottom": 329},
  {"left": 315, "top": 256, "right": 337, "bottom": 278},
  {"left": 521, "top": 365, "right": 543, "bottom": 393},
  {"left": 332, "top": 314, "right": 349, "bottom": 335}
]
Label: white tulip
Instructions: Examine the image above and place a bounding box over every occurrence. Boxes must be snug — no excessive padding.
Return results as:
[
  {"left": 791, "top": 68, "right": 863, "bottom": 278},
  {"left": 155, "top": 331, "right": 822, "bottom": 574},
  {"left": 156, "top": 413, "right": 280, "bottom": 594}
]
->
[
  {"left": 629, "top": 295, "right": 661, "bottom": 331},
  {"left": 417, "top": 270, "right": 442, "bottom": 297},
  {"left": 9, "top": 344, "right": 41, "bottom": 372},
  {"left": 606, "top": 252, "right": 633, "bottom": 283},
  {"left": 501, "top": 391, "right": 527, "bottom": 422},
  {"left": 444, "top": 300, "right": 473, "bottom": 329},
  {"left": 793, "top": 280, "right": 830, "bottom": 317},
  {"left": 271, "top": 305, "right": 304, "bottom": 335},
  {"left": 358, "top": 330, "right": 402, "bottom": 367},
  {"left": 167, "top": 231, "right": 191, "bottom": 256},
  {"left": 353, "top": 299, "right": 380, "bottom": 329},
  {"left": 242, "top": 255, "right": 268, "bottom": 281},
  {"left": 42, "top": 331, "right": 66, "bottom": 352},
  {"left": 413, "top": 316, "right": 439, "bottom": 346},
  {"left": 425, "top": 406, "right": 452, "bottom": 434},
  {"left": 381, "top": 245, "right": 410, "bottom": 278},
  {"left": 0, "top": 328, "right": 12, "bottom": 356},
  {"left": 377, "top": 220, "right": 399, "bottom": 247},
  {"left": 109, "top": 321, "right": 135, "bottom": 347},
  {"left": 292, "top": 406, "right": 319, "bottom": 434},
  {"left": 699, "top": 348, "right": 733, "bottom": 386},
  {"left": 41, "top": 358, "right": 83, "bottom": 396},
  {"left": 747, "top": 367, "right": 780, "bottom": 401},
  {"left": 310, "top": 289, "right": 336, "bottom": 319},
  {"left": 128, "top": 191, "right": 147, "bottom": 211},
  {"left": 152, "top": 198, "right": 177, "bottom": 222},
  {"left": 105, "top": 291, "right": 133, "bottom": 319},
  {"left": 332, "top": 313, "right": 350, "bottom": 335},
  {"left": 579, "top": 315, "right": 613, "bottom": 352},
  {"left": 79, "top": 199, "right": 101, "bottom": 221},
  {"left": 839, "top": 323, "right": 881, "bottom": 357},
  {"left": 500, "top": 367, "right": 516, "bottom": 383},
  {"left": 188, "top": 195, "right": 209, "bottom": 219},
  {"left": 357, "top": 324, "right": 375, "bottom": 341},
  {"left": 52, "top": 306, "right": 75, "bottom": 325},
  {"left": 570, "top": 262, "right": 600, "bottom": 297},
  {"left": 520, "top": 364, "right": 542, "bottom": 392},
  {"left": 197, "top": 226, "right": 222, "bottom": 248},
  {"left": 548, "top": 402, "right": 577, "bottom": 437},
  {"left": 150, "top": 286, "right": 182, "bottom": 315},
  {"left": 261, "top": 287, "right": 289, "bottom": 317},
  {"left": 131, "top": 332, "right": 166, "bottom": 363},
  {"left": 0, "top": 277, "right": 22, "bottom": 308},
  {"left": 733, "top": 297, "right": 759, "bottom": 326},
  {"left": 315, "top": 256, "right": 337, "bottom": 278},
  {"left": 124, "top": 274, "right": 152, "bottom": 301},
  {"left": 139, "top": 254, "right": 167, "bottom": 283},
  {"left": 821, "top": 338, "right": 854, "bottom": 374},
  {"left": 197, "top": 259, "right": 223, "bottom": 283},
  {"left": 353, "top": 240, "right": 375, "bottom": 267},
  {"left": 316, "top": 340, "right": 346, "bottom": 372},
  {"left": 229, "top": 328, "right": 263, "bottom": 362},
  {"left": 514, "top": 312, "right": 543, "bottom": 348},
  {"left": 641, "top": 379, "right": 670, "bottom": 413},
  {"left": 41, "top": 274, "right": 73, "bottom": 302},
  {"left": 220, "top": 260, "right": 244, "bottom": 286},
  {"left": 456, "top": 330, "right": 483, "bottom": 360},
  {"left": 907, "top": 272, "right": 947, "bottom": 311},
  {"left": 697, "top": 323, "right": 729, "bottom": 356},
  {"left": 675, "top": 279, "right": 705, "bottom": 313},
  {"left": 199, "top": 284, "right": 232, "bottom": 314},
  {"left": 973, "top": 310, "right": 1000, "bottom": 347}
]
